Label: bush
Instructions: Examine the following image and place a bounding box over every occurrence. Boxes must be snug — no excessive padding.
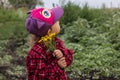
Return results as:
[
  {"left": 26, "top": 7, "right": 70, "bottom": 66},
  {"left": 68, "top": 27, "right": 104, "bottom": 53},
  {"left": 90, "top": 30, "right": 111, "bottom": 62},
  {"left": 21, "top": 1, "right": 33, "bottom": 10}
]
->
[
  {"left": 0, "top": 8, "right": 28, "bottom": 80},
  {"left": 63, "top": 10, "right": 120, "bottom": 79},
  {"left": 60, "top": 1, "right": 81, "bottom": 25},
  {"left": 60, "top": 1, "right": 112, "bottom": 35}
]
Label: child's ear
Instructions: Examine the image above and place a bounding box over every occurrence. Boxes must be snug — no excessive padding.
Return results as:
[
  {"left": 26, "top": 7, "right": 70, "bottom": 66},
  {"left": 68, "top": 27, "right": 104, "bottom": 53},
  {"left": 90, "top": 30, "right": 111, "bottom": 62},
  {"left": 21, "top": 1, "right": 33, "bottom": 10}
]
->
[{"left": 47, "top": 28, "right": 52, "bottom": 34}]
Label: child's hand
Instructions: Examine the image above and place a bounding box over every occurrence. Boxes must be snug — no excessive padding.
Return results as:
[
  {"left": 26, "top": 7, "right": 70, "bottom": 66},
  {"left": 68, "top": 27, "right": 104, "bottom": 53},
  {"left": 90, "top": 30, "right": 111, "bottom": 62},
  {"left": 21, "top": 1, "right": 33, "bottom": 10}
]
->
[
  {"left": 53, "top": 49, "right": 63, "bottom": 59},
  {"left": 57, "top": 57, "right": 67, "bottom": 69}
]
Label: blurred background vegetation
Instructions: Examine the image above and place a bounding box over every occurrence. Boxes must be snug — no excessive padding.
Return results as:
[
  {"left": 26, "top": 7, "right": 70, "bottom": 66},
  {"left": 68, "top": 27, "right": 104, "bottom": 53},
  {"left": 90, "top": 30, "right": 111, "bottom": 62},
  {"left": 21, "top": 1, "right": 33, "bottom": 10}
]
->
[{"left": 0, "top": 0, "right": 120, "bottom": 80}]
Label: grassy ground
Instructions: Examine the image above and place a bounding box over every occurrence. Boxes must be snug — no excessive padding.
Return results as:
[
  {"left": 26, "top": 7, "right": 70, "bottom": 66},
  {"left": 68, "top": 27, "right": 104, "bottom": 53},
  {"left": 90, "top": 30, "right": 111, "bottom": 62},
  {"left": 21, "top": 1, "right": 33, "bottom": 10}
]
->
[{"left": 0, "top": 21, "right": 26, "bottom": 40}]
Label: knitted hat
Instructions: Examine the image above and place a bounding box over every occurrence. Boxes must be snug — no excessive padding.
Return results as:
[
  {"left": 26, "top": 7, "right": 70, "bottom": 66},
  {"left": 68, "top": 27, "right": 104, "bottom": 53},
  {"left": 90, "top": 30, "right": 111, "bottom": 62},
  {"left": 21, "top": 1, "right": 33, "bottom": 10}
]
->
[{"left": 25, "top": 7, "right": 64, "bottom": 37}]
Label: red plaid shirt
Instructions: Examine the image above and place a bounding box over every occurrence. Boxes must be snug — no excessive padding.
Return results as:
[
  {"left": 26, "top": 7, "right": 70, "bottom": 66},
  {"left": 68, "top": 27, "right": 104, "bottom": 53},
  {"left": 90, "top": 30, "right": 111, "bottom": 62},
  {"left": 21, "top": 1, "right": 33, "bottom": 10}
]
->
[{"left": 26, "top": 37, "right": 74, "bottom": 80}]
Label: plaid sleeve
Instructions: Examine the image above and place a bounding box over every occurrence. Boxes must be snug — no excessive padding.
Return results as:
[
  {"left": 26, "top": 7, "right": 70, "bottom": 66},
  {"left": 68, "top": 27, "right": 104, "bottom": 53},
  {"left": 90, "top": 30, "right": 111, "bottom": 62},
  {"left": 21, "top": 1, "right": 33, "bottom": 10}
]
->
[
  {"left": 55, "top": 38, "right": 74, "bottom": 66},
  {"left": 26, "top": 44, "right": 64, "bottom": 80}
]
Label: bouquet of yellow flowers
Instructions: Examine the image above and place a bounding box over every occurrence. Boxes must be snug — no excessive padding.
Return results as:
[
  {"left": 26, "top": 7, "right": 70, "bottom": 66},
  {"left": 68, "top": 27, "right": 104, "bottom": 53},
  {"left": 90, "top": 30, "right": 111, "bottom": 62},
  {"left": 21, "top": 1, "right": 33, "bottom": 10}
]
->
[{"left": 38, "top": 33, "right": 56, "bottom": 52}]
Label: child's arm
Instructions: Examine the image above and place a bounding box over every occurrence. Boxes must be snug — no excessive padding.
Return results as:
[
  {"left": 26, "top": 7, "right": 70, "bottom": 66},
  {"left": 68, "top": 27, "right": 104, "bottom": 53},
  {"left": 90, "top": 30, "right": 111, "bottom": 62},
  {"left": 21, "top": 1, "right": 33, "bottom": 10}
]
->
[
  {"left": 53, "top": 49, "right": 67, "bottom": 68},
  {"left": 55, "top": 38, "right": 74, "bottom": 67},
  {"left": 26, "top": 44, "right": 65, "bottom": 79}
]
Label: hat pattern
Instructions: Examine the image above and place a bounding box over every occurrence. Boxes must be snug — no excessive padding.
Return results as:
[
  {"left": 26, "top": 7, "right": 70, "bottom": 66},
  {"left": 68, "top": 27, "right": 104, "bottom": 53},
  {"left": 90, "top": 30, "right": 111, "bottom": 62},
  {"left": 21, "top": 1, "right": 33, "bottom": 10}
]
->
[{"left": 31, "top": 8, "right": 54, "bottom": 24}]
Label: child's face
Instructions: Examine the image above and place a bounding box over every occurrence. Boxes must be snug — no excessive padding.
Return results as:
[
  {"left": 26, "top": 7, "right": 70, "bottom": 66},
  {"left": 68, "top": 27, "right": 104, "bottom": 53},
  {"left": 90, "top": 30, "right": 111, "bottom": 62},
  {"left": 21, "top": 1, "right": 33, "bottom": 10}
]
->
[{"left": 49, "top": 21, "right": 60, "bottom": 34}]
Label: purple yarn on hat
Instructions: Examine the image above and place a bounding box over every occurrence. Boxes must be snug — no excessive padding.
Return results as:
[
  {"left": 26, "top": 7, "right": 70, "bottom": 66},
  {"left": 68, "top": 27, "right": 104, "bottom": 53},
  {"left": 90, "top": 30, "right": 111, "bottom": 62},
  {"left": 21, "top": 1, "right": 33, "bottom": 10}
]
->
[{"left": 26, "top": 15, "right": 52, "bottom": 37}]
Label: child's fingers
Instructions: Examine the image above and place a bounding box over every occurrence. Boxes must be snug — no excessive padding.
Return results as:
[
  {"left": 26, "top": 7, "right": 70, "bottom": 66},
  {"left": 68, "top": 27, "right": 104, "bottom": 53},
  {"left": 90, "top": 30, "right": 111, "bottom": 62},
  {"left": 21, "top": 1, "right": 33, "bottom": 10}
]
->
[
  {"left": 58, "top": 57, "right": 67, "bottom": 66},
  {"left": 54, "top": 50, "right": 60, "bottom": 55},
  {"left": 54, "top": 49, "right": 59, "bottom": 53},
  {"left": 59, "top": 57, "right": 65, "bottom": 61},
  {"left": 53, "top": 49, "right": 63, "bottom": 58},
  {"left": 58, "top": 61, "right": 67, "bottom": 68},
  {"left": 53, "top": 52, "right": 59, "bottom": 57},
  {"left": 61, "top": 61, "right": 66, "bottom": 65},
  {"left": 53, "top": 53, "right": 55, "bottom": 57},
  {"left": 58, "top": 57, "right": 65, "bottom": 63},
  {"left": 53, "top": 50, "right": 58, "bottom": 56}
]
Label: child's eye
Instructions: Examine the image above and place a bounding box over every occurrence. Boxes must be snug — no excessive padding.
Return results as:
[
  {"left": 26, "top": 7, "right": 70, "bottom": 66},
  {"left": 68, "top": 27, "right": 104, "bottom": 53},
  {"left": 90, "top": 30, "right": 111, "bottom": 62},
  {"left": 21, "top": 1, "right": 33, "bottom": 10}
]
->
[{"left": 42, "top": 9, "right": 51, "bottom": 18}]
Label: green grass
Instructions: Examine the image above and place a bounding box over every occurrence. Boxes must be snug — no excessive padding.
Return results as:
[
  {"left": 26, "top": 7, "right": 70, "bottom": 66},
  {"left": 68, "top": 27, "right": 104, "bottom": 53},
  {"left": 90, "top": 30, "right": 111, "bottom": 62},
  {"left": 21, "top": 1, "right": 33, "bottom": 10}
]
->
[
  {"left": 0, "top": 8, "right": 27, "bottom": 40},
  {"left": 0, "top": 21, "right": 27, "bottom": 40}
]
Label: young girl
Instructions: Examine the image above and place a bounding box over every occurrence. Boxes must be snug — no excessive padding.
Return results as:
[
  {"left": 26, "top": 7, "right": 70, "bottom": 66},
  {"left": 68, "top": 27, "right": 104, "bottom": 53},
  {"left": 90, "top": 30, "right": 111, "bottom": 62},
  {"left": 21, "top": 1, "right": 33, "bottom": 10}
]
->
[{"left": 25, "top": 7, "right": 74, "bottom": 80}]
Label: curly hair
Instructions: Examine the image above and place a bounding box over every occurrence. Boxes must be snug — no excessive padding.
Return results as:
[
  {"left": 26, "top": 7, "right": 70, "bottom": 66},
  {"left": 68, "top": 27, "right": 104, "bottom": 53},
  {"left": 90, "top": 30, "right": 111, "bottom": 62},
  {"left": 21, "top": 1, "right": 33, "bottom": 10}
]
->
[{"left": 27, "top": 34, "right": 40, "bottom": 47}]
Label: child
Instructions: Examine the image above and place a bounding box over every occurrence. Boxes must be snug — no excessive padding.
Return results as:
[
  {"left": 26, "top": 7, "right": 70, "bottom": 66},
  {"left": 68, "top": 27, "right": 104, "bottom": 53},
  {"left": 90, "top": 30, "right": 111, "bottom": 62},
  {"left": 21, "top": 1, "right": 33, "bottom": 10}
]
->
[{"left": 25, "top": 7, "right": 74, "bottom": 80}]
